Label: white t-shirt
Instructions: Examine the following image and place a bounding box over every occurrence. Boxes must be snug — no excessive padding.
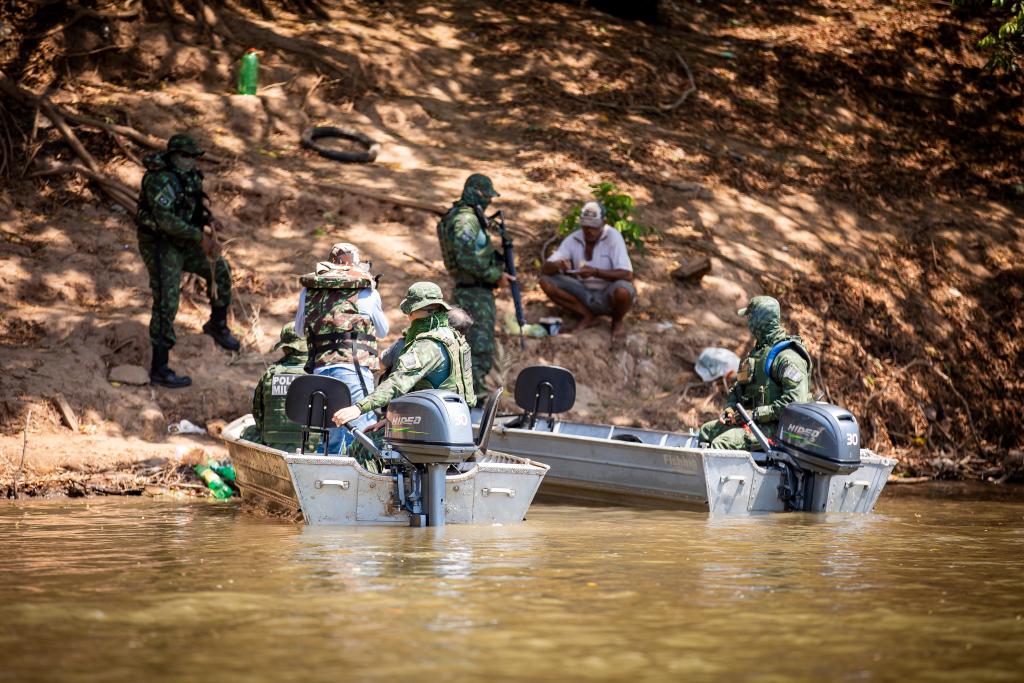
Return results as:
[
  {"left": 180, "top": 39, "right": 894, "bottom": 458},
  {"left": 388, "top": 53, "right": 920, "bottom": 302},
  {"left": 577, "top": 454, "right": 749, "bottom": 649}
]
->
[{"left": 547, "top": 226, "right": 633, "bottom": 289}]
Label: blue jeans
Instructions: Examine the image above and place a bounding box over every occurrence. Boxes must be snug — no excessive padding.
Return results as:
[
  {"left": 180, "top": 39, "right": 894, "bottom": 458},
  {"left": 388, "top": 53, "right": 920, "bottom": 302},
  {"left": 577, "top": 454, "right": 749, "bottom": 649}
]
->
[{"left": 313, "top": 365, "right": 375, "bottom": 455}]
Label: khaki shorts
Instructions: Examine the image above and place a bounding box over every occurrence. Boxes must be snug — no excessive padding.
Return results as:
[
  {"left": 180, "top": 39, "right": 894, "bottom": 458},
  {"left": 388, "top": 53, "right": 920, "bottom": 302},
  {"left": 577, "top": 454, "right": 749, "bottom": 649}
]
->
[{"left": 542, "top": 274, "right": 636, "bottom": 316}]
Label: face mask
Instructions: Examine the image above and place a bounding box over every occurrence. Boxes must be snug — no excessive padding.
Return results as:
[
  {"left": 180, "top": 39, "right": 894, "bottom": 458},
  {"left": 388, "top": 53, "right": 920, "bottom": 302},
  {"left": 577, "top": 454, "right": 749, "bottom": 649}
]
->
[{"left": 172, "top": 154, "right": 197, "bottom": 172}]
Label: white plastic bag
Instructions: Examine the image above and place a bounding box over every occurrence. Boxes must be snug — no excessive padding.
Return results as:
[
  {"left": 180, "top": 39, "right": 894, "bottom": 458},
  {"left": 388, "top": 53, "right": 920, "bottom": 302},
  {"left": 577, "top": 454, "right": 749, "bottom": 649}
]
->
[
  {"left": 695, "top": 347, "right": 741, "bottom": 383},
  {"left": 168, "top": 419, "right": 207, "bottom": 435}
]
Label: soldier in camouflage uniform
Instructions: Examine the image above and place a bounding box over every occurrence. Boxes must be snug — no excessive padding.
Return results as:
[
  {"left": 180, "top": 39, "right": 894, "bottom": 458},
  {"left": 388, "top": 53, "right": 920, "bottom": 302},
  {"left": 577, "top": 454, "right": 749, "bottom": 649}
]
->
[
  {"left": 244, "top": 322, "right": 317, "bottom": 451},
  {"left": 436, "top": 174, "right": 516, "bottom": 401},
  {"left": 698, "top": 296, "right": 813, "bottom": 450},
  {"left": 136, "top": 133, "right": 240, "bottom": 388},
  {"left": 332, "top": 282, "right": 476, "bottom": 429}
]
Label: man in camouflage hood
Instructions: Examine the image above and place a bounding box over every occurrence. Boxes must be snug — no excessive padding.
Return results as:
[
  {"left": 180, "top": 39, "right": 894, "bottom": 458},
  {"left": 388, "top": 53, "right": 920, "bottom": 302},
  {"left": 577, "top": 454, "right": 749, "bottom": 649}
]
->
[
  {"left": 331, "top": 282, "right": 476, "bottom": 428},
  {"left": 245, "top": 322, "right": 316, "bottom": 450},
  {"left": 435, "top": 174, "right": 516, "bottom": 400},
  {"left": 697, "top": 296, "right": 813, "bottom": 450},
  {"left": 136, "top": 133, "right": 240, "bottom": 388}
]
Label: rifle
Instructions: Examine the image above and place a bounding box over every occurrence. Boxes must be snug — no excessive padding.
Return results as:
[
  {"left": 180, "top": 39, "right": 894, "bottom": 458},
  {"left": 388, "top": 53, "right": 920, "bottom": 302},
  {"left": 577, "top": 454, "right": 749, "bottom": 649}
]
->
[
  {"left": 491, "top": 210, "right": 525, "bottom": 350},
  {"left": 194, "top": 195, "right": 219, "bottom": 301}
]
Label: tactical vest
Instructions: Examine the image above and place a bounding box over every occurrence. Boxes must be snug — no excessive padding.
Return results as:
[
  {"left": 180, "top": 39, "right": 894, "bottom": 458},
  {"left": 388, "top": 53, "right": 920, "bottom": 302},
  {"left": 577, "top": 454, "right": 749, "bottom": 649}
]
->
[
  {"left": 258, "top": 361, "right": 314, "bottom": 450},
  {"left": 299, "top": 265, "right": 379, "bottom": 372},
  {"left": 410, "top": 327, "right": 476, "bottom": 405},
  {"left": 734, "top": 336, "right": 812, "bottom": 419},
  {"left": 136, "top": 153, "right": 204, "bottom": 238},
  {"left": 436, "top": 204, "right": 494, "bottom": 285}
]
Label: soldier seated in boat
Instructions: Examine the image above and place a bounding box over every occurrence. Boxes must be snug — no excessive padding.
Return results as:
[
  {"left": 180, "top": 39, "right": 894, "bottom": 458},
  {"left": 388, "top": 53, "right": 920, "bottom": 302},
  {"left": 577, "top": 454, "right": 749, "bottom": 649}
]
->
[
  {"left": 698, "top": 296, "right": 812, "bottom": 450},
  {"left": 244, "top": 322, "right": 315, "bottom": 451},
  {"left": 331, "top": 282, "right": 476, "bottom": 428}
]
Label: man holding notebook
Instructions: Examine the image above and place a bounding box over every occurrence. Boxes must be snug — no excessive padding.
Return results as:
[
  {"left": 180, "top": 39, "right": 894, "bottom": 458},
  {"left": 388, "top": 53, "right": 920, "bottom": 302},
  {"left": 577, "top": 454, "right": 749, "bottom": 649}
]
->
[{"left": 540, "top": 201, "right": 636, "bottom": 342}]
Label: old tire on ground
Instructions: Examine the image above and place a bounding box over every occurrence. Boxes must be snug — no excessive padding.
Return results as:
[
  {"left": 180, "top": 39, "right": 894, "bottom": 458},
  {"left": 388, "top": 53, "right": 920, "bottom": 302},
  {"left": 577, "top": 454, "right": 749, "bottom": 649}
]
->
[{"left": 301, "top": 126, "right": 380, "bottom": 163}]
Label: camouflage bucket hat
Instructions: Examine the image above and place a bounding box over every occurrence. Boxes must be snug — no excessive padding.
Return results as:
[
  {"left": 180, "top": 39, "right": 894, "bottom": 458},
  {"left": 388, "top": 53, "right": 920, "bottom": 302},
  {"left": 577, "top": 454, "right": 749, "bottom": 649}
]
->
[
  {"left": 400, "top": 281, "right": 452, "bottom": 315},
  {"left": 166, "top": 133, "right": 204, "bottom": 156},
  {"left": 273, "top": 321, "right": 306, "bottom": 354}
]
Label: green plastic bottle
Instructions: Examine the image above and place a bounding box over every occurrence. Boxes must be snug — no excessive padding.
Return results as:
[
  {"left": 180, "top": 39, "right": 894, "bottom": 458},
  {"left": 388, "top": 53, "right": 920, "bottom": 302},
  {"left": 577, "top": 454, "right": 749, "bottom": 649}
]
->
[
  {"left": 210, "top": 460, "right": 236, "bottom": 484},
  {"left": 238, "top": 49, "right": 259, "bottom": 95},
  {"left": 194, "top": 464, "right": 234, "bottom": 500}
]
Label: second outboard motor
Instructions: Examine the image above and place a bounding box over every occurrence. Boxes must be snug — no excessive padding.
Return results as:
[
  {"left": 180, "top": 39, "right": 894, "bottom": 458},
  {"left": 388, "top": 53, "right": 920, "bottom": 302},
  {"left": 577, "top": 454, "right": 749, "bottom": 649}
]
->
[{"left": 736, "top": 402, "right": 863, "bottom": 512}]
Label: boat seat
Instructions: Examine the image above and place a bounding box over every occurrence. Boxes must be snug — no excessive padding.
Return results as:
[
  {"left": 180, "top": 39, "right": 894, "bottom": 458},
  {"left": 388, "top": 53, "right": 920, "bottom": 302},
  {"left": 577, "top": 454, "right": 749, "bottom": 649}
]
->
[
  {"left": 285, "top": 374, "right": 352, "bottom": 454},
  {"left": 475, "top": 386, "right": 504, "bottom": 454},
  {"left": 514, "top": 365, "right": 576, "bottom": 430}
]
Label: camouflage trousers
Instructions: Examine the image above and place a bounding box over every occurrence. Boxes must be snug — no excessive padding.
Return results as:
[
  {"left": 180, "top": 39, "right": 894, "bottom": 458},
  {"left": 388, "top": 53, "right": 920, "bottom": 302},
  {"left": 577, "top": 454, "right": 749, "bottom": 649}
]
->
[
  {"left": 697, "top": 419, "right": 775, "bottom": 451},
  {"left": 452, "top": 285, "right": 495, "bottom": 400},
  {"left": 138, "top": 231, "right": 231, "bottom": 350}
]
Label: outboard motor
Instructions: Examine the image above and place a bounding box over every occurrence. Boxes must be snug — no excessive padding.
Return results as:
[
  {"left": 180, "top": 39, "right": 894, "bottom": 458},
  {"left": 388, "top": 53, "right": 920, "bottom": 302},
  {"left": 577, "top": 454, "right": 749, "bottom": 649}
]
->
[
  {"left": 383, "top": 391, "right": 477, "bottom": 527},
  {"left": 736, "top": 402, "right": 863, "bottom": 512}
]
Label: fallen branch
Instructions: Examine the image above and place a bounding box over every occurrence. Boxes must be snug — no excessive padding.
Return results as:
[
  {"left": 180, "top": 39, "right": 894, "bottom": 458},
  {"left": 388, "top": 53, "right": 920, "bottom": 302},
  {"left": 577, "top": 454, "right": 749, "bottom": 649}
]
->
[
  {"left": 30, "top": 2, "right": 141, "bottom": 39},
  {"left": 629, "top": 53, "right": 697, "bottom": 113},
  {"left": 29, "top": 163, "right": 137, "bottom": 211},
  {"left": 13, "top": 408, "right": 31, "bottom": 500},
  {"left": 312, "top": 180, "right": 445, "bottom": 215},
  {"left": 403, "top": 251, "right": 442, "bottom": 273}
]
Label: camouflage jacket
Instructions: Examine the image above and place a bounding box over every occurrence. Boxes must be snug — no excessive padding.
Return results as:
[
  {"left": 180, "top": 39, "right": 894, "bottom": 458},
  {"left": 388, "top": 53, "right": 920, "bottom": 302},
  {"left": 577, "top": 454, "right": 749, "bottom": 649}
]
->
[
  {"left": 437, "top": 203, "right": 503, "bottom": 286},
  {"left": 357, "top": 326, "right": 475, "bottom": 412},
  {"left": 299, "top": 265, "right": 379, "bottom": 372},
  {"left": 727, "top": 336, "right": 812, "bottom": 423},
  {"left": 135, "top": 152, "right": 207, "bottom": 245}
]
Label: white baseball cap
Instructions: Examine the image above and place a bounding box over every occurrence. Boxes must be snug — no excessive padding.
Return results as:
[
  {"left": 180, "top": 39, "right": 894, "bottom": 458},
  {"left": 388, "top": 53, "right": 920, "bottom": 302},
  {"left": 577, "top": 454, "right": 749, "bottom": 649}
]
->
[{"left": 579, "top": 201, "right": 605, "bottom": 228}]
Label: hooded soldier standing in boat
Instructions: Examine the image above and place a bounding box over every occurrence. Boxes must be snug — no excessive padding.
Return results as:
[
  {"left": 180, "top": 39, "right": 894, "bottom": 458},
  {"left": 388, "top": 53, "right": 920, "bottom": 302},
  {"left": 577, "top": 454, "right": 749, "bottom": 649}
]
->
[
  {"left": 136, "top": 133, "right": 241, "bottom": 388},
  {"left": 244, "top": 322, "right": 316, "bottom": 451},
  {"left": 331, "top": 282, "right": 476, "bottom": 429},
  {"left": 698, "top": 296, "right": 813, "bottom": 450}
]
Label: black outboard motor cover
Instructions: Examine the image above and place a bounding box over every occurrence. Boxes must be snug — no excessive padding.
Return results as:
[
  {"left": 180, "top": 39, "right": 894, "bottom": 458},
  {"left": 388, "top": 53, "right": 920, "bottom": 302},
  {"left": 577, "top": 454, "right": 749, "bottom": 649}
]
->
[
  {"left": 385, "top": 390, "right": 477, "bottom": 464},
  {"left": 776, "top": 403, "right": 862, "bottom": 474}
]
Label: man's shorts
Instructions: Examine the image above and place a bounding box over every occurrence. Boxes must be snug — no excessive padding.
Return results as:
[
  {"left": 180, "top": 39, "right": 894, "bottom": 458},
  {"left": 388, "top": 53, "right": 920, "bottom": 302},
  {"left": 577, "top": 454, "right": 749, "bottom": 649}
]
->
[{"left": 542, "top": 274, "right": 636, "bottom": 316}]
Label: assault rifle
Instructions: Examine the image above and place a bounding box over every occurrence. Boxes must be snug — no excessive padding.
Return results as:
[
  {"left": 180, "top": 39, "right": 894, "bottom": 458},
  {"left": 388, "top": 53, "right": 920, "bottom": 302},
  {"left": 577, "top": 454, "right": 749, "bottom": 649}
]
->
[{"left": 491, "top": 211, "right": 525, "bottom": 350}]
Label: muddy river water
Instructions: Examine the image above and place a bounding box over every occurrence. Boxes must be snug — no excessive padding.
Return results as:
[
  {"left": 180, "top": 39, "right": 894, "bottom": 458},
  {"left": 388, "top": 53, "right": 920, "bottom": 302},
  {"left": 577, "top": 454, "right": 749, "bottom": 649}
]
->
[{"left": 1, "top": 491, "right": 1022, "bottom": 682}]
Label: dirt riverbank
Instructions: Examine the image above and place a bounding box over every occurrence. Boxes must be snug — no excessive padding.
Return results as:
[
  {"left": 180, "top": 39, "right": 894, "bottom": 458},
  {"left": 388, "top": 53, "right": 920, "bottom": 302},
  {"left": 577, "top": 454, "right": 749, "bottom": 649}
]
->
[{"left": 1, "top": 0, "right": 1022, "bottom": 496}]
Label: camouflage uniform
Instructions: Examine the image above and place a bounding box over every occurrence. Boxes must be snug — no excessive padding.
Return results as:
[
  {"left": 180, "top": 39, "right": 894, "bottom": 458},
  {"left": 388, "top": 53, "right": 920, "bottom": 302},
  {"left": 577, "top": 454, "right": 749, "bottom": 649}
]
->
[
  {"left": 136, "top": 134, "right": 237, "bottom": 386},
  {"left": 437, "top": 174, "right": 502, "bottom": 399},
  {"left": 355, "top": 282, "right": 476, "bottom": 413},
  {"left": 698, "top": 296, "right": 813, "bottom": 450},
  {"left": 247, "top": 322, "right": 317, "bottom": 451}
]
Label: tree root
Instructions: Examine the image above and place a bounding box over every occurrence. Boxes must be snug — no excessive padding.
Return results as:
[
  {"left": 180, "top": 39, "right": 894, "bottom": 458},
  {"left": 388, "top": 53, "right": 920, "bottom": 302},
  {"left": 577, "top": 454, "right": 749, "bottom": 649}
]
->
[{"left": 29, "top": 163, "right": 137, "bottom": 211}]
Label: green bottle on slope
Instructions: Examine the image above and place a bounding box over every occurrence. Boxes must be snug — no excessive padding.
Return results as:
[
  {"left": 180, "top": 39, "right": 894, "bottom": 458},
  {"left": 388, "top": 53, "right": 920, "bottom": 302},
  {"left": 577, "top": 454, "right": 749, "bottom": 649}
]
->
[
  {"left": 194, "top": 464, "right": 234, "bottom": 499},
  {"left": 238, "top": 48, "right": 259, "bottom": 95}
]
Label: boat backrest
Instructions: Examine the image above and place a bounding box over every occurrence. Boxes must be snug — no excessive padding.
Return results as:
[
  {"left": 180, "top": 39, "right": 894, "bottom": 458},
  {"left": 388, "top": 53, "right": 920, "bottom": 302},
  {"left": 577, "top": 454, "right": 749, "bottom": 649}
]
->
[
  {"left": 285, "top": 375, "right": 352, "bottom": 454},
  {"left": 514, "top": 365, "right": 576, "bottom": 429},
  {"left": 475, "top": 386, "right": 504, "bottom": 454}
]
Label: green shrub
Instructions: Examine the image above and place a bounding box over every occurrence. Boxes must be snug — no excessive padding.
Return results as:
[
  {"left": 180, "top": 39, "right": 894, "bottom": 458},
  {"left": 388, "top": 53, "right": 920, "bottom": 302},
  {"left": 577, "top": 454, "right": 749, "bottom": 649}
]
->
[
  {"left": 955, "top": 0, "right": 1024, "bottom": 72},
  {"left": 558, "top": 182, "right": 653, "bottom": 251}
]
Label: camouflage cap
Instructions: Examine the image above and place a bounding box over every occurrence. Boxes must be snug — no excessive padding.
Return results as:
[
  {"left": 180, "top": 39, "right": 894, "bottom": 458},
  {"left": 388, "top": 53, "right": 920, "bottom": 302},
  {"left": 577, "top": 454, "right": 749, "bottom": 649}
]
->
[
  {"left": 738, "top": 295, "right": 781, "bottom": 319},
  {"left": 166, "top": 133, "right": 204, "bottom": 156},
  {"left": 328, "top": 242, "right": 360, "bottom": 263},
  {"left": 400, "top": 281, "right": 451, "bottom": 315},
  {"left": 272, "top": 321, "right": 306, "bottom": 354},
  {"left": 461, "top": 173, "right": 500, "bottom": 206}
]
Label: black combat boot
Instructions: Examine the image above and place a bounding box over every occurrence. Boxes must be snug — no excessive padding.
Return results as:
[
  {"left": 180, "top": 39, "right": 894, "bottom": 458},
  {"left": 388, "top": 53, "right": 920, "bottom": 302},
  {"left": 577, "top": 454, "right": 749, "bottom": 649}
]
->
[
  {"left": 150, "top": 347, "right": 192, "bottom": 388},
  {"left": 202, "top": 306, "right": 241, "bottom": 351}
]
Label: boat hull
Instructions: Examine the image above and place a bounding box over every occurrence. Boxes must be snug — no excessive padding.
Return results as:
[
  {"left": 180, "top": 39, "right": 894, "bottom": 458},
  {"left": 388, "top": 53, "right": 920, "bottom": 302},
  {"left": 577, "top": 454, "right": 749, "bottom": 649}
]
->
[
  {"left": 485, "top": 418, "right": 896, "bottom": 514},
  {"left": 221, "top": 415, "right": 549, "bottom": 525}
]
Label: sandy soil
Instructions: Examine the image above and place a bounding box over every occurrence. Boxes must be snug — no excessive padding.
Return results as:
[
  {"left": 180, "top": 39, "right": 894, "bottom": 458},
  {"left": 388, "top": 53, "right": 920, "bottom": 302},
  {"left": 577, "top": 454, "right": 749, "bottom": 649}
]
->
[{"left": 1, "top": 0, "right": 1022, "bottom": 495}]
